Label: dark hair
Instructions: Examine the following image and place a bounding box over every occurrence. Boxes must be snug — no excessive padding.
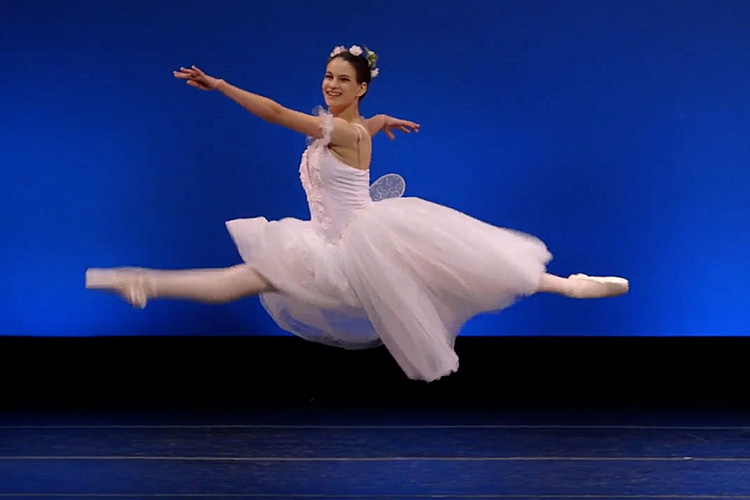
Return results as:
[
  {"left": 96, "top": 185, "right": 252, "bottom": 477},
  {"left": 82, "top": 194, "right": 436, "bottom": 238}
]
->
[{"left": 328, "top": 52, "right": 372, "bottom": 101}]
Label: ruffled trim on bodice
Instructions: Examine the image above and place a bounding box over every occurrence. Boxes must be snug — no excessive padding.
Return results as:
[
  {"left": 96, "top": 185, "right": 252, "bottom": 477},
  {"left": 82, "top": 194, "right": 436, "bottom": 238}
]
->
[{"left": 299, "top": 106, "right": 335, "bottom": 232}]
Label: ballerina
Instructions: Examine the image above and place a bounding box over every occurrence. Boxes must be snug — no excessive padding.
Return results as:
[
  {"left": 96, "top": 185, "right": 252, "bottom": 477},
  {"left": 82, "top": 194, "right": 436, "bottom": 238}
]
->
[{"left": 87, "top": 45, "right": 628, "bottom": 382}]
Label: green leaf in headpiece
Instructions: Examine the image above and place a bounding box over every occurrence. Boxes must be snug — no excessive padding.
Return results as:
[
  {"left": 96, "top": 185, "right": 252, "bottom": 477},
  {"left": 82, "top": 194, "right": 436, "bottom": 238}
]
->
[{"left": 365, "top": 47, "right": 379, "bottom": 65}]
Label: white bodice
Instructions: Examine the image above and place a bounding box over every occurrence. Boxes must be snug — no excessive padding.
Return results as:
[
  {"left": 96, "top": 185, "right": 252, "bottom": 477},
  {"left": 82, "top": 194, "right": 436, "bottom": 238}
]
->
[{"left": 299, "top": 128, "right": 373, "bottom": 240}]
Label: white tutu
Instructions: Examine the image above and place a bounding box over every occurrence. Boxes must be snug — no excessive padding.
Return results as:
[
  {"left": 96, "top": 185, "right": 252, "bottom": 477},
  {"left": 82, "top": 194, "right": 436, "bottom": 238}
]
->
[
  {"left": 227, "top": 197, "right": 550, "bottom": 382},
  {"left": 226, "top": 108, "right": 551, "bottom": 382}
]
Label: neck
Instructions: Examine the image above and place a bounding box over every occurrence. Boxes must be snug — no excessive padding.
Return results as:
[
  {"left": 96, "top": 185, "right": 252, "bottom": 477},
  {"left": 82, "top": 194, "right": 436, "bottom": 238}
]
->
[{"left": 330, "top": 100, "right": 361, "bottom": 122}]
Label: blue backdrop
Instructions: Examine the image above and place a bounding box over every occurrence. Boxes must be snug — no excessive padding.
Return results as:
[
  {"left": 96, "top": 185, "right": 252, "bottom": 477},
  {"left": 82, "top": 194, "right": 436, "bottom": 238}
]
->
[{"left": 3, "top": 0, "right": 748, "bottom": 336}]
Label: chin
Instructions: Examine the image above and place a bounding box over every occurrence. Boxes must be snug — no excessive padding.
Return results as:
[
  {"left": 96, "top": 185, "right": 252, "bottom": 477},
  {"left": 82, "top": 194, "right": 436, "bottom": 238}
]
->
[{"left": 329, "top": 99, "right": 351, "bottom": 110}]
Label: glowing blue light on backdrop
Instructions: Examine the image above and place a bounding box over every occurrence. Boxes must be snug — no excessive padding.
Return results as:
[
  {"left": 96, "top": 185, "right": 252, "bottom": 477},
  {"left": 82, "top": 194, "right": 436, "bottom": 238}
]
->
[{"left": 3, "top": 0, "right": 749, "bottom": 336}]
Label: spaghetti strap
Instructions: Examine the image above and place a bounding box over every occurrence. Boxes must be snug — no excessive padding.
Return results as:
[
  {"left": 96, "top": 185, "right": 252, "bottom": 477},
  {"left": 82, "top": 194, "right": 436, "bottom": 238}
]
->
[{"left": 353, "top": 122, "right": 369, "bottom": 169}]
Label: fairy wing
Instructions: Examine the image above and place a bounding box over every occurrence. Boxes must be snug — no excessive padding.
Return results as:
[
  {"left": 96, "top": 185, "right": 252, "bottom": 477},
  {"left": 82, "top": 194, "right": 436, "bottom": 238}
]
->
[{"left": 369, "top": 173, "right": 406, "bottom": 201}]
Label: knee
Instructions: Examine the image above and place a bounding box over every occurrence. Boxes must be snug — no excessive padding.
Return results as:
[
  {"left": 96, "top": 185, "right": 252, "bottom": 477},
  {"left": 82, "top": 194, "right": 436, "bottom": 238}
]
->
[{"left": 227, "top": 264, "right": 276, "bottom": 294}]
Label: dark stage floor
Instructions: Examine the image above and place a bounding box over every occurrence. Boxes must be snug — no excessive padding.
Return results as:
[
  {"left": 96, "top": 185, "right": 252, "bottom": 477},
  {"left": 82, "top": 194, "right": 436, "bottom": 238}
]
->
[
  {"left": 2, "top": 407, "right": 750, "bottom": 498},
  {"left": 2, "top": 336, "right": 750, "bottom": 498}
]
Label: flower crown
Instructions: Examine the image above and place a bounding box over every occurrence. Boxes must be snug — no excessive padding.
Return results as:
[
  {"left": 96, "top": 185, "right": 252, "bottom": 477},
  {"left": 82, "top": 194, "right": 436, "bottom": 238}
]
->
[{"left": 329, "top": 45, "right": 380, "bottom": 79}]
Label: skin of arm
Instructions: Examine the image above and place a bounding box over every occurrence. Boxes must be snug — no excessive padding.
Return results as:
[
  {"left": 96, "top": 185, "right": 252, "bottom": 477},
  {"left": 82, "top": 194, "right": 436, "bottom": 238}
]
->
[
  {"left": 216, "top": 79, "right": 360, "bottom": 146},
  {"left": 175, "top": 67, "right": 417, "bottom": 142},
  {"left": 364, "top": 114, "right": 387, "bottom": 137}
]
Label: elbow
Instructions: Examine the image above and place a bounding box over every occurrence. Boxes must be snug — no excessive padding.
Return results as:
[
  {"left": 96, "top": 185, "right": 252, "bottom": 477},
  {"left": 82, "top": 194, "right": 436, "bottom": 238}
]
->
[{"left": 265, "top": 101, "right": 285, "bottom": 125}]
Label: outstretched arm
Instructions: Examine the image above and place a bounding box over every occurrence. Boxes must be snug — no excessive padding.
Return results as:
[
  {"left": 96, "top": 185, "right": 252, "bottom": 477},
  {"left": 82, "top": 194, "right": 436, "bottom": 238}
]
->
[
  {"left": 174, "top": 66, "right": 360, "bottom": 147},
  {"left": 365, "top": 114, "right": 420, "bottom": 140}
]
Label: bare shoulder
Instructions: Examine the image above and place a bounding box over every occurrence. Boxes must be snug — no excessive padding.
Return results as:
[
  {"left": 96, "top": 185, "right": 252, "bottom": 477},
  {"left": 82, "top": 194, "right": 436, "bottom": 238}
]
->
[
  {"left": 330, "top": 121, "right": 372, "bottom": 170},
  {"left": 328, "top": 116, "right": 361, "bottom": 147}
]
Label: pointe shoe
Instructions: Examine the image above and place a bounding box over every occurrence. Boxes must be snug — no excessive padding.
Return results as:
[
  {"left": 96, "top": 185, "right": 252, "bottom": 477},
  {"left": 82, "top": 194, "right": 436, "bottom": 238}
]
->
[
  {"left": 567, "top": 273, "right": 629, "bottom": 299},
  {"left": 86, "top": 268, "right": 152, "bottom": 309},
  {"left": 85, "top": 269, "right": 118, "bottom": 289}
]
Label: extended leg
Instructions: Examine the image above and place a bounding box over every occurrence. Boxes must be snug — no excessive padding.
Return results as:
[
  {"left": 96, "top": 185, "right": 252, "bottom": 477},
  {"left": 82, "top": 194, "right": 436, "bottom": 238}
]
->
[
  {"left": 86, "top": 265, "right": 274, "bottom": 308},
  {"left": 538, "top": 272, "right": 629, "bottom": 298}
]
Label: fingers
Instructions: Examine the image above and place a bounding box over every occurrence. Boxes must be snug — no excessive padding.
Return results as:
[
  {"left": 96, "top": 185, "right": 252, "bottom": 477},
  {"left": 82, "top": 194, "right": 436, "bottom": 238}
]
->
[
  {"left": 404, "top": 121, "right": 420, "bottom": 131},
  {"left": 175, "top": 66, "right": 211, "bottom": 91},
  {"left": 174, "top": 67, "right": 199, "bottom": 81},
  {"left": 186, "top": 80, "right": 209, "bottom": 90},
  {"left": 386, "top": 130, "right": 396, "bottom": 140},
  {"left": 394, "top": 119, "right": 420, "bottom": 132},
  {"left": 174, "top": 66, "right": 201, "bottom": 79}
]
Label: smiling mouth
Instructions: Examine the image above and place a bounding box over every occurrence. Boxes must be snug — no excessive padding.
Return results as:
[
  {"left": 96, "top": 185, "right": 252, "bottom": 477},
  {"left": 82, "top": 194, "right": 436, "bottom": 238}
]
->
[{"left": 326, "top": 92, "right": 342, "bottom": 97}]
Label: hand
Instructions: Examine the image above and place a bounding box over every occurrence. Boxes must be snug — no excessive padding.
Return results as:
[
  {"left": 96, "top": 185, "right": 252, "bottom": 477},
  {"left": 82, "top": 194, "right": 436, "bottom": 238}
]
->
[
  {"left": 382, "top": 115, "right": 420, "bottom": 140},
  {"left": 173, "top": 65, "right": 223, "bottom": 91}
]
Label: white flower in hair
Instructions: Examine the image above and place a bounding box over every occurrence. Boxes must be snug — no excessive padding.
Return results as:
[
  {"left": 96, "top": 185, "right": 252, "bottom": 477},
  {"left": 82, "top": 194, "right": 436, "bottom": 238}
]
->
[
  {"left": 349, "top": 45, "right": 363, "bottom": 56},
  {"left": 330, "top": 46, "right": 346, "bottom": 57},
  {"left": 371, "top": 68, "right": 380, "bottom": 78}
]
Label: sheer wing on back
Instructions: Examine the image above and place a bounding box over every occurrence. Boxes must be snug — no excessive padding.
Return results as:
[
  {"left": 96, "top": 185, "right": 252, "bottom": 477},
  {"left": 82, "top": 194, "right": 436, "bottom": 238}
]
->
[{"left": 370, "top": 173, "right": 406, "bottom": 201}]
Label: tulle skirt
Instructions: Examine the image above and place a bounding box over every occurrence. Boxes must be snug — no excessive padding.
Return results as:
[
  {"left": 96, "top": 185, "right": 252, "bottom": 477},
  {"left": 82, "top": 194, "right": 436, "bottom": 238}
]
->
[{"left": 226, "top": 197, "right": 552, "bottom": 382}]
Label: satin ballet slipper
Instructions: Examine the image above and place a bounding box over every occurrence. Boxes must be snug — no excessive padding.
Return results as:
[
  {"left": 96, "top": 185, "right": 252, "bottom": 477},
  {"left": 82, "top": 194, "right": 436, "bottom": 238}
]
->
[
  {"left": 566, "top": 273, "right": 629, "bottom": 298},
  {"left": 86, "top": 268, "right": 152, "bottom": 309}
]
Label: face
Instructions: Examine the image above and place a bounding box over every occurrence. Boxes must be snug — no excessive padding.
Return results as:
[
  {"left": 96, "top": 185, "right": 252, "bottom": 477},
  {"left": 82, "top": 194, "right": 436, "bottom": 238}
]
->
[{"left": 322, "top": 58, "right": 367, "bottom": 109}]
